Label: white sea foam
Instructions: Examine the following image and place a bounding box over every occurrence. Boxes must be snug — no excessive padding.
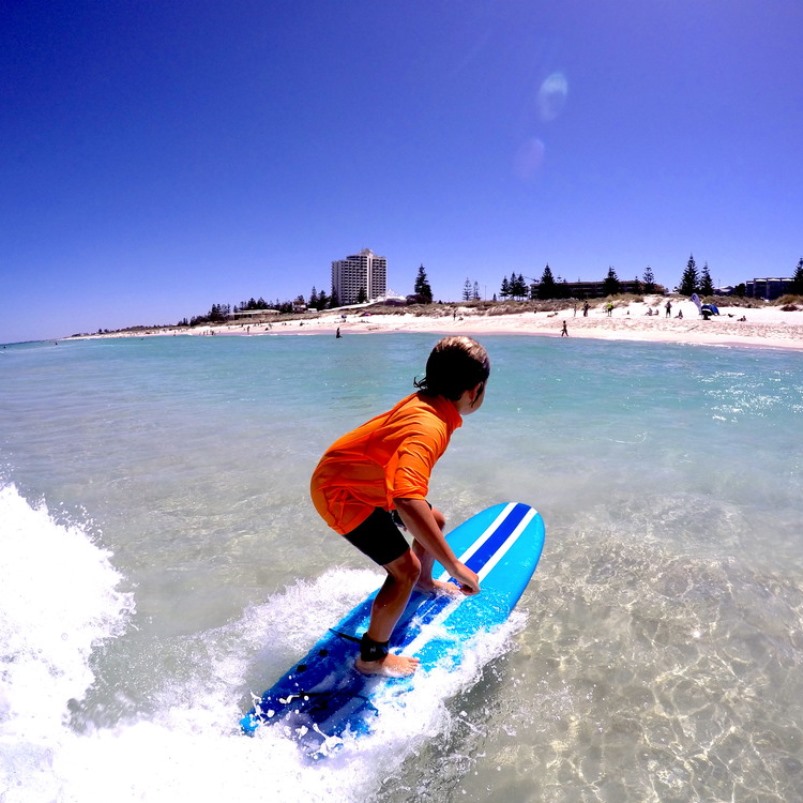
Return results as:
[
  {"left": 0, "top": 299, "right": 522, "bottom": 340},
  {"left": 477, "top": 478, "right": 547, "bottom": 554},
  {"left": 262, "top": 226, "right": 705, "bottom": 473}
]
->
[
  {"left": 0, "top": 484, "right": 133, "bottom": 799},
  {"left": 0, "top": 485, "right": 132, "bottom": 730}
]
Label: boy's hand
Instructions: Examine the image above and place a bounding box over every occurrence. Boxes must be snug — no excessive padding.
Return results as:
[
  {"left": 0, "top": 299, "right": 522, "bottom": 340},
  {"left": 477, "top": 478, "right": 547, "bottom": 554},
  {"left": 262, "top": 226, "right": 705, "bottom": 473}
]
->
[
  {"left": 452, "top": 562, "right": 480, "bottom": 596},
  {"left": 394, "top": 498, "right": 481, "bottom": 596}
]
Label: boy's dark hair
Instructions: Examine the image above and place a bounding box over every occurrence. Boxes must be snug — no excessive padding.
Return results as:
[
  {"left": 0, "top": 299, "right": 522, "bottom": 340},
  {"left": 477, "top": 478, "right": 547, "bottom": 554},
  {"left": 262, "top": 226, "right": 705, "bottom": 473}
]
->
[{"left": 414, "top": 336, "right": 490, "bottom": 400}]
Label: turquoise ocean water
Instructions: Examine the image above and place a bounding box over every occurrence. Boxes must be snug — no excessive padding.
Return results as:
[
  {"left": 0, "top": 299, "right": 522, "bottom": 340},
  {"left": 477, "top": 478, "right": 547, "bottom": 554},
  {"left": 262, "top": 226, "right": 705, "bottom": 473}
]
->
[{"left": 1, "top": 333, "right": 802, "bottom": 802}]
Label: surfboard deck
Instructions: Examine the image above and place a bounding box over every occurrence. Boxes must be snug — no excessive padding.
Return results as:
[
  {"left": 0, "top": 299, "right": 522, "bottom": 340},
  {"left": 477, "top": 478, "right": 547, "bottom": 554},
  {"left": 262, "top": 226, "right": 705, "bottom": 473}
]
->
[{"left": 240, "top": 501, "right": 546, "bottom": 757}]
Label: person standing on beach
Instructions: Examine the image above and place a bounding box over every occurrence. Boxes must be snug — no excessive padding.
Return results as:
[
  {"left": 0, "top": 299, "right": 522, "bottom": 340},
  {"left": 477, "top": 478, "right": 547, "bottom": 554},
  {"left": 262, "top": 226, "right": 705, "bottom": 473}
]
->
[
  {"left": 310, "top": 336, "right": 488, "bottom": 677},
  {"left": 561, "top": 321, "right": 569, "bottom": 336}
]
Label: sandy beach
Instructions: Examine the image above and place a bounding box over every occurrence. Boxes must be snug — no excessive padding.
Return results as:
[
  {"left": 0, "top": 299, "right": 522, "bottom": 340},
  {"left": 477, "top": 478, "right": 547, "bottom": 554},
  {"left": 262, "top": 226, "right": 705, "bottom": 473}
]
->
[{"left": 96, "top": 296, "right": 803, "bottom": 352}]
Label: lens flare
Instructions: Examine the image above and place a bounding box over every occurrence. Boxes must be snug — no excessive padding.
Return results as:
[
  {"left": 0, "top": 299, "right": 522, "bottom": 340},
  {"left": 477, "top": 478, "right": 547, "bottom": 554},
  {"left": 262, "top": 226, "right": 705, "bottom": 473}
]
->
[
  {"left": 514, "top": 137, "right": 546, "bottom": 180},
  {"left": 537, "top": 72, "right": 568, "bottom": 122}
]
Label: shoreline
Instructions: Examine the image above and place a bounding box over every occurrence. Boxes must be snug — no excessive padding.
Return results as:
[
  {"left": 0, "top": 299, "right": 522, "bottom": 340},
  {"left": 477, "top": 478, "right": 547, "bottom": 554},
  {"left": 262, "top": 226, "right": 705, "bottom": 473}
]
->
[{"left": 70, "top": 296, "right": 803, "bottom": 352}]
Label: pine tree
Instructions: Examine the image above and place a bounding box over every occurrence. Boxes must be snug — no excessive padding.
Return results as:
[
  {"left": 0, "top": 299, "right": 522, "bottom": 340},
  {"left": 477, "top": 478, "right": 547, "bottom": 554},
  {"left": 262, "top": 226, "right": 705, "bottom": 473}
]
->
[
  {"left": 315, "top": 289, "right": 329, "bottom": 310},
  {"left": 678, "top": 254, "right": 699, "bottom": 296},
  {"left": 643, "top": 266, "right": 655, "bottom": 293},
  {"left": 699, "top": 263, "right": 714, "bottom": 296},
  {"left": 508, "top": 273, "right": 527, "bottom": 300},
  {"left": 537, "top": 264, "right": 556, "bottom": 299},
  {"left": 500, "top": 276, "right": 510, "bottom": 299},
  {"left": 509, "top": 274, "right": 517, "bottom": 300},
  {"left": 414, "top": 265, "right": 433, "bottom": 304},
  {"left": 602, "top": 266, "right": 621, "bottom": 296},
  {"left": 791, "top": 257, "right": 803, "bottom": 295},
  {"left": 472, "top": 281, "right": 481, "bottom": 301},
  {"left": 462, "top": 278, "right": 473, "bottom": 301}
]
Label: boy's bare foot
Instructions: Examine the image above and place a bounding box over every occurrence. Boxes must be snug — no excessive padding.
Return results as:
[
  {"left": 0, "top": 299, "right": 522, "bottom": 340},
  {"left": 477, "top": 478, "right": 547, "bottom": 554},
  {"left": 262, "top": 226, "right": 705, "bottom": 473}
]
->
[
  {"left": 414, "top": 578, "right": 459, "bottom": 595},
  {"left": 355, "top": 652, "right": 420, "bottom": 677}
]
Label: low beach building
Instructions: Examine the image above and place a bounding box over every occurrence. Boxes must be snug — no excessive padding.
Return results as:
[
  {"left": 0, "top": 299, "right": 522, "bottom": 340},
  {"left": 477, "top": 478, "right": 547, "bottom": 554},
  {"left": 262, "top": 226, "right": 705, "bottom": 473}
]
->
[{"left": 745, "top": 277, "right": 794, "bottom": 301}]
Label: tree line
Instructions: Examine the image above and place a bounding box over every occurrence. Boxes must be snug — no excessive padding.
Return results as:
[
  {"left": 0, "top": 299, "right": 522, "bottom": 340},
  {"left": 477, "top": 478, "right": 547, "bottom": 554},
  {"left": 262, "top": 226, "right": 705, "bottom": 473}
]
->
[
  {"left": 677, "top": 255, "right": 803, "bottom": 297},
  {"left": 494, "top": 264, "right": 658, "bottom": 301},
  {"left": 181, "top": 289, "right": 352, "bottom": 325},
  {"left": 496, "top": 256, "right": 803, "bottom": 301}
]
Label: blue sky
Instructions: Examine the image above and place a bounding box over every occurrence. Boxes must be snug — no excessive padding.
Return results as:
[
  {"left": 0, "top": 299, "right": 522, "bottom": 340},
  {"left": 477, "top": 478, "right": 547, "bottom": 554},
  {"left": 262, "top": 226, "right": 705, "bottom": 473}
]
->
[{"left": 2, "top": 1, "right": 802, "bottom": 343}]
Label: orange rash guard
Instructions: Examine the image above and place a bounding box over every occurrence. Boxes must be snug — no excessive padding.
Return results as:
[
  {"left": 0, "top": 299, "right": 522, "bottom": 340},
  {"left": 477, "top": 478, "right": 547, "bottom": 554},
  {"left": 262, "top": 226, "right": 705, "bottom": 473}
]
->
[{"left": 310, "top": 393, "right": 463, "bottom": 535}]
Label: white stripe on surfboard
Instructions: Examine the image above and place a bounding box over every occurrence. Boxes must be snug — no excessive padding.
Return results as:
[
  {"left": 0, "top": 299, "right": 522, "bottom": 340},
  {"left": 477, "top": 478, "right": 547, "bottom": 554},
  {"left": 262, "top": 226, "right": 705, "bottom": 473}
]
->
[
  {"left": 401, "top": 598, "right": 463, "bottom": 657},
  {"left": 435, "top": 502, "right": 517, "bottom": 582},
  {"left": 406, "top": 505, "right": 532, "bottom": 656}
]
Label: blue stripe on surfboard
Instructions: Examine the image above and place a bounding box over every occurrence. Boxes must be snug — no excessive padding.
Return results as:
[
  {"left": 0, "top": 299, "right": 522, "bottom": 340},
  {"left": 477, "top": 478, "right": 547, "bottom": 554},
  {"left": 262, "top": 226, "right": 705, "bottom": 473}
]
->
[
  {"left": 476, "top": 507, "right": 537, "bottom": 582},
  {"left": 435, "top": 501, "right": 530, "bottom": 582},
  {"left": 451, "top": 503, "right": 517, "bottom": 566},
  {"left": 463, "top": 501, "right": 530, "bottom": 574}
]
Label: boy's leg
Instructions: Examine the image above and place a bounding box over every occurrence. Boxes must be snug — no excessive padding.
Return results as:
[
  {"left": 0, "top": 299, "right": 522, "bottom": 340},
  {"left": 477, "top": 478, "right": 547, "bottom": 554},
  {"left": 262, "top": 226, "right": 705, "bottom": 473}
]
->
[
  {"left": 358, "top": 549, "right": 422, "bottom": 677},
  {"left": 343, "top": 508, "right": 422, "bottom": 677}
]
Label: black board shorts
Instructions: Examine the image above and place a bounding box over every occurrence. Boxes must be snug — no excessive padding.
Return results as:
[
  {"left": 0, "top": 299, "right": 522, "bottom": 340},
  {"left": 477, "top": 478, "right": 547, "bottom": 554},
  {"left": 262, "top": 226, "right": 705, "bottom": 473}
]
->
[{"left": 343, "top": 507, "right": 410, "bottom": 567}]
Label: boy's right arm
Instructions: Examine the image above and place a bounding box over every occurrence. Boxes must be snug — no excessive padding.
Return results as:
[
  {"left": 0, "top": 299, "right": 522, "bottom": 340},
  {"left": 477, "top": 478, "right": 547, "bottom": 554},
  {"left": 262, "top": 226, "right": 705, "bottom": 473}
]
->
[{"left": 394, "top": 498, "right": 480, "bottom": 595}]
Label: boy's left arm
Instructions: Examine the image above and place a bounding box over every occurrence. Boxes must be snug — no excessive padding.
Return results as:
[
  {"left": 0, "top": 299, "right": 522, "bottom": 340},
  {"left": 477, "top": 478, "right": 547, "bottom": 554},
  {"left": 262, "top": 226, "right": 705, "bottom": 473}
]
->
[{"left": 394, "top": 498, "right": 480, "bottom": 595}]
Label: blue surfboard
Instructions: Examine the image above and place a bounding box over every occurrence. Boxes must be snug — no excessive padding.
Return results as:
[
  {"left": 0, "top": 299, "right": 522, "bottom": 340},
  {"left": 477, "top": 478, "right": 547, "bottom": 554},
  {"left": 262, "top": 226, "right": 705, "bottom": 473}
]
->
[{"left": 240, "top": 502, "right": 546, "bottom": 756}]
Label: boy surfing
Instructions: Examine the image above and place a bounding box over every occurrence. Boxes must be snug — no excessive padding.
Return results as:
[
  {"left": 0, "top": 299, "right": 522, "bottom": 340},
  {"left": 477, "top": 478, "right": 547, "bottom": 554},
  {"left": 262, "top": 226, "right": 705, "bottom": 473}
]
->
[{"left": 310, "top": 336, "right": 490, "bottom": 677}]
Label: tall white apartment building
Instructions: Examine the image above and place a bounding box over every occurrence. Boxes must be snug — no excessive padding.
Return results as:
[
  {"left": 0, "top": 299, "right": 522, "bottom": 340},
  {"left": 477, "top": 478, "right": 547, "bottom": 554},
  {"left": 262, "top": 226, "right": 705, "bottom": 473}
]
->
[{"left": 331, "top": 248, "right": 387, "bottom": 305}]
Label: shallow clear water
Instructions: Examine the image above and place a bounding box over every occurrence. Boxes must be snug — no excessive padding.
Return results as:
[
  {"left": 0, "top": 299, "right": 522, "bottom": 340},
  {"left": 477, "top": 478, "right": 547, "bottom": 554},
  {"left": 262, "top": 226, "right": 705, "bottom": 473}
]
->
[{"left": 1, "top": 333, "right": 802, "bottom": 801}]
